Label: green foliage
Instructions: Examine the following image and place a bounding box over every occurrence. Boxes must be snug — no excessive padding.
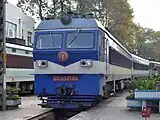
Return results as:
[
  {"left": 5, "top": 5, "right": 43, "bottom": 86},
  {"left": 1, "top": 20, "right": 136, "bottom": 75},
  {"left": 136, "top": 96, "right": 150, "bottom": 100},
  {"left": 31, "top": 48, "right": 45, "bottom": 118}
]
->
[
  {"left": 135, "top": 27, "right": 160, "bottom": 61},
  {"left": 6, "top": 95, "right": 21, "bottom": 100},
  {"left": 17, "top": 0, "right": 160, "bottom": 60},
  {"left": 126, "top": 76, "right": 160, "bottom": 99},
  {"left": 126, "top": 92, "right": 134, "bottom": 100},
  {"left": 130, "top": 77, "right": 158, "bottom": 91},
  {"left": 6, "top": 87, "right": 21, "bottom": 100},
  {"left": 17, "top": 0, "right": 137, "bottom": 51},
  {"left": 7, "top": 87, "right": 19, "bottom": 95}
]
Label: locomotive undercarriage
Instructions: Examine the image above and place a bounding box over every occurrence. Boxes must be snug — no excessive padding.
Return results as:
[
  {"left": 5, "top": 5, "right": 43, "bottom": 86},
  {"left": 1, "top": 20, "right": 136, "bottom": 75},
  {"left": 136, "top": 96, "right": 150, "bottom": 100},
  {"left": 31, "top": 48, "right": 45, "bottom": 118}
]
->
[
  {"left": 38, "top": 86, "right": 102, "bottom": 109},
  {"left": 38, "top": 79, "right": 127, "bottom": 109},
  {"left": 103, "top": 79, "right": 127, "bottom": 98},
  {"left": 38, "top": 94, "right": 102, "bottom": 109}
]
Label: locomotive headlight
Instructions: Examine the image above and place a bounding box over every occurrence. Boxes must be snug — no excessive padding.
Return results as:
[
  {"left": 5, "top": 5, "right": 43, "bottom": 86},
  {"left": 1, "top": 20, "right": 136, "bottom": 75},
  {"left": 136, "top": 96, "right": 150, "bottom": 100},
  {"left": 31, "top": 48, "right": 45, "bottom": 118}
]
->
[
  {"left": 60, "top": 14, "right": 72, "bottom": 25},
  {"left": 80, "top": 59, "right": 93, "bottom": 67},
  {"left": 36, "top": 60, "right": 48, "bottom": 68}
]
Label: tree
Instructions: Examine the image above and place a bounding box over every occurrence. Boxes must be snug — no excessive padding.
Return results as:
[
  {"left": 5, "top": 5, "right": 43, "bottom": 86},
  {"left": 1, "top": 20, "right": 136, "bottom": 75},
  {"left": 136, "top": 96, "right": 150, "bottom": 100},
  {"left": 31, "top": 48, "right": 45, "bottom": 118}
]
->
[
  {"left": 17, "top": 0, "right": 141, "bottom": 53},
  {"left": 102, "top": 0, "right": 136, "bottom": 51},
  {"left": 152, "top": 31, "right": 160, "bottom": 42},
  {"left": 17, "top": 0, "right": 49, "bottom": 20},
  {"left": 133, "top": 26, "right": 160, "bottom": 61}
]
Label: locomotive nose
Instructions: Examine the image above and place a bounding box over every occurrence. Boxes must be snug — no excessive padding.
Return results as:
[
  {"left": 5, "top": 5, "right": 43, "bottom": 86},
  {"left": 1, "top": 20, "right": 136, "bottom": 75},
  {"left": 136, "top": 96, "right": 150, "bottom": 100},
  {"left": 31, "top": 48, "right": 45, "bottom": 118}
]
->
[{"left": 56, "top": 85, "right": 74, "bottom": 96}]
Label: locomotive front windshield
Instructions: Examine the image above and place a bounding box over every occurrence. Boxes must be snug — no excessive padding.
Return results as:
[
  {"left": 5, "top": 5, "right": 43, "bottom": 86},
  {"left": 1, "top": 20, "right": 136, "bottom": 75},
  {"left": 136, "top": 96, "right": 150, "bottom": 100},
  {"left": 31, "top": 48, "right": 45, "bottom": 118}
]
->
[
  {"left": 66, "top": 32, "right": 94, "bottom": 48},
  {"left": 36, "top": 31, "right": 94, "bottom": 49},
  {"left": 36, "top": 33, "right": 62, "bottom": 49}
]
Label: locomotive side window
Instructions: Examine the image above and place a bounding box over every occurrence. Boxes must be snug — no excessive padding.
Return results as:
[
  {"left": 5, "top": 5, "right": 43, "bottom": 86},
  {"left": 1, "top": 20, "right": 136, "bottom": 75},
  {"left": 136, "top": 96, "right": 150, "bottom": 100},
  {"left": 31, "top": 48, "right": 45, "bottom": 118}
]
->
[
  {"left": 36, "top": 33, "right": 62, "bottom": 49},
  {"left": 66, "top": 32, "right": 94, "bottom": 48}
]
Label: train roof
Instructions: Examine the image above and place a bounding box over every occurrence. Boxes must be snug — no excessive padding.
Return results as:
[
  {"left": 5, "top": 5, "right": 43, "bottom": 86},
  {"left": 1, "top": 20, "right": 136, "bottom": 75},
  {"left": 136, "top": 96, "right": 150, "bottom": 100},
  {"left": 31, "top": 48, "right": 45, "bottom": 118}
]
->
[
  {"left": 36, "top": 17, "right": 131, "bottom": 55},
  {"left": 150, "top": 61, "right": 160, "bottom": 65},
  {"left": 36, "top": 18, "right": 102, "bottom": 30},
  {"left": 131, "top": 54, "right": 149, "bottom": 65}
]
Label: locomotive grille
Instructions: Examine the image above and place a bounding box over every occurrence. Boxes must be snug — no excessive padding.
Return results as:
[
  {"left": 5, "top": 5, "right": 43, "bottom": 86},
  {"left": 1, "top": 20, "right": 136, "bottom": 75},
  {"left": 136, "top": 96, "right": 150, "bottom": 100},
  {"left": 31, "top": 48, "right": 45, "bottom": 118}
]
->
[{"left": 56, "top": 85, "right": 74, "bottom": 96}]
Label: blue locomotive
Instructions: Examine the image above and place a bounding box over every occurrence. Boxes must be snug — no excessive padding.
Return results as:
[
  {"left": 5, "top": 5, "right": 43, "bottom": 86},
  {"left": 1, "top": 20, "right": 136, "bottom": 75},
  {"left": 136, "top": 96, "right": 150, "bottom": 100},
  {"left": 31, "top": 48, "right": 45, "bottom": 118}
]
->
[{"left": 33, "top": 13, "right": 158, "bottom": 109}]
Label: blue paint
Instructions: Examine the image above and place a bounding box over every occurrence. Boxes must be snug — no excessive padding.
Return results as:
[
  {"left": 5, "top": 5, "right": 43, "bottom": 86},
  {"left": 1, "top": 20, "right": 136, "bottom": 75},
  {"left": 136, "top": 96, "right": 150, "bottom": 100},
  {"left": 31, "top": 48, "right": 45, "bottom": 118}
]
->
[
  {"left": 34, "top": 74, "right": 100, "bottom": 108},
  {"left": 33, "top": 28, "right": 102, "bottom": 108},
  {"left": 34, "top": 74, "right": 100, "bottom": 96}
]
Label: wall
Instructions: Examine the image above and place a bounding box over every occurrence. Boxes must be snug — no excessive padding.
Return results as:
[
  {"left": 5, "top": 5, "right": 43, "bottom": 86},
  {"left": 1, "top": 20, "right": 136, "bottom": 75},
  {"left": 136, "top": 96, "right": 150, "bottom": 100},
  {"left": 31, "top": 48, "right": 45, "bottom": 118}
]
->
[{"left": 6, "top": 2, "right": 35, "bottom": 46}]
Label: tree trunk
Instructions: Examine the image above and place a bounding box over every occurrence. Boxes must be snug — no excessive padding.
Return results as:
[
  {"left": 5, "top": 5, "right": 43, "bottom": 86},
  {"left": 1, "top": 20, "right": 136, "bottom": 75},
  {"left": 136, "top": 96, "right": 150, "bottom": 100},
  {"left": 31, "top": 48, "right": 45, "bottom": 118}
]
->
[{"left": 38, "top": 0, "right": 43, "bottom": 20}]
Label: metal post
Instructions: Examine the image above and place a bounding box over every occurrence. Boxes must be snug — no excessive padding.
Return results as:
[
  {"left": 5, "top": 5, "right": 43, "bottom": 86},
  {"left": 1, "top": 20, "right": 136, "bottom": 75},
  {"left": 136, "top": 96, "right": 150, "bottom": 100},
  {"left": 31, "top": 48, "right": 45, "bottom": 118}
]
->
[
  {"left": 0, "top": 0, "right": 6, "bottom": 111},
  {"left": 142, "top": 101, "right": 147, "bottom": 111},
  {"left": 144, "top": 118, "right": 147, "bottom": 120},
  {"left": 113, "top": 80, "right": 116, "bottom": 93}
]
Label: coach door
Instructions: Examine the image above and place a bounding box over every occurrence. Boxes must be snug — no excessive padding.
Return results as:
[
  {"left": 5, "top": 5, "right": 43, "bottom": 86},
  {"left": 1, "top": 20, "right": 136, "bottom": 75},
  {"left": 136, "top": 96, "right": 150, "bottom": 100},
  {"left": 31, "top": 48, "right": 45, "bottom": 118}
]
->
[
  {"left": 99, "top": 34, "right": 109, "bottom": 76},
  {"left": 104, "top": 35, "right": 109, "bottom": 76}
]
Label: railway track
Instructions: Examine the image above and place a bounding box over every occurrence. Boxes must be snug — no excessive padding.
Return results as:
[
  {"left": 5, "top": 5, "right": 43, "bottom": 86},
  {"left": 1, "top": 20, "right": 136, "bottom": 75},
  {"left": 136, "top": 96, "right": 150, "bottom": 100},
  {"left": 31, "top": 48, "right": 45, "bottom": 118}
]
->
[
  {"left": 27, "top": 93, "right": 118, "bottom": 120},
  {"left": 27, "top": 110, "right": 55, "bottom": 120},
  {"left": 27, "top": 109, "right": 82, "bottom": 120}
]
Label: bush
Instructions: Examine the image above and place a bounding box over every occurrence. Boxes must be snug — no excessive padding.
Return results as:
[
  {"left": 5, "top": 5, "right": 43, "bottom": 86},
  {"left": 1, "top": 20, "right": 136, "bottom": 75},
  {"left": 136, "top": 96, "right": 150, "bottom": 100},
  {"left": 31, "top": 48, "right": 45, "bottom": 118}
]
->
[
  {"left": 129, "top": 76, "right": 159, "bottom": 91},
  {"left": 126, "top": 76, "right": 160, "bottom": 100},
  {"left": 155, "top": 76, "right": 160, "bottom": 84},
  {"left": 7, "top": 87, "right": 19, "bottom": 95},
  {"left": 6, "top": 87, "right": 21, "bottom": 100},
  {"left": 126, "top": 93, "right": 135, "bottom": 100},
  {"left": 6, "top": 95, "right": 21, "bottom": 100}
]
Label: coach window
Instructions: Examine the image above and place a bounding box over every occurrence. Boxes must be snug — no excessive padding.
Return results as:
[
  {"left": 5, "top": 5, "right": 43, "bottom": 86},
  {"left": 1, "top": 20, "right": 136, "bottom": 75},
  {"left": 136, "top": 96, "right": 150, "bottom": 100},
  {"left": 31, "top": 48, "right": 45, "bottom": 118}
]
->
[
  {"left": 25, "top": 50, "right": 29, "bottom": 54},
  {"left": 12, "top": 48, "right": 16, "bottom": 53}
]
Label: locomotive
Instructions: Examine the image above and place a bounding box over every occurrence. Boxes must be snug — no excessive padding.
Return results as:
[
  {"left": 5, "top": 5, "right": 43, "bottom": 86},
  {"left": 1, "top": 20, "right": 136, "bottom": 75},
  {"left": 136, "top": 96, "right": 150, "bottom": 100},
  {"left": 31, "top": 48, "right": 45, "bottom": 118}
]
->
[{"left": 33, "top": 13, "right": 160, "bottom": 109}]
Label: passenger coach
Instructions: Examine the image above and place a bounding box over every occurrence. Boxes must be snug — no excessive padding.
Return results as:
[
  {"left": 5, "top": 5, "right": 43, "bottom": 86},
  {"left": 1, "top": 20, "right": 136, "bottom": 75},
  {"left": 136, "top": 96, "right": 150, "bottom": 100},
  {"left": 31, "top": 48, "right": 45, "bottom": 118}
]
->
[{"left": 131, "top": 54, "right": 150, "bottom": 78}]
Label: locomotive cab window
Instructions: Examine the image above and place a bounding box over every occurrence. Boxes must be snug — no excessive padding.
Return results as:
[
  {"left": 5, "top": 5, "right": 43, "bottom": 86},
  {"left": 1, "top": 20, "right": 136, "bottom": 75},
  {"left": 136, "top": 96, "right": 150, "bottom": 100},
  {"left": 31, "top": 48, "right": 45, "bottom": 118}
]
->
[
  {"left": 66, "top": 32, "right": 94, "bottom": 48},
  {"left": 36, "top": 33, "right": 62, "bottom": 49}
]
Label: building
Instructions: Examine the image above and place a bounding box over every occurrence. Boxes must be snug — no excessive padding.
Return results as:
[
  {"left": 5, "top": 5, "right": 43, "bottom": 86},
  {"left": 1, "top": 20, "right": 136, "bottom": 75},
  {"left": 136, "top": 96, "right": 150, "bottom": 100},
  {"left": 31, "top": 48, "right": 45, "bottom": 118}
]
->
[
  {"left": 5, "top": 2, "right": 35, "bottom": 93},
  {"left": 6, "top": 2, "right": 35, "bottom": 46}
]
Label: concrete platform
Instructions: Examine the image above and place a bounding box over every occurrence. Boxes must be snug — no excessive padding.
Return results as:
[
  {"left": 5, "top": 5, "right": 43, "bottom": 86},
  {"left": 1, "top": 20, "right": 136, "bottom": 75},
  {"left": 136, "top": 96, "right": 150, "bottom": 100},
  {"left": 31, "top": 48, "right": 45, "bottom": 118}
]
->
[
  {"left": 69, "top": 92, "right": 160, "bottom": 120},
  {"left": 0, "top": 96, "right": 52, "bottom": 120}
]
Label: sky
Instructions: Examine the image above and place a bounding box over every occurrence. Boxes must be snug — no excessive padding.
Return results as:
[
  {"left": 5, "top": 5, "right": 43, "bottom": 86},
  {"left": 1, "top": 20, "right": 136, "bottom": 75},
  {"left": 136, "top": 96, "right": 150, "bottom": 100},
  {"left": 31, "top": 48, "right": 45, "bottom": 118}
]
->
[
  {"left": 7, "top": 0, "right": 160, "bottom": 31},
  {"left": 129, "top": 0, "right": 160, "bottom": 31}
]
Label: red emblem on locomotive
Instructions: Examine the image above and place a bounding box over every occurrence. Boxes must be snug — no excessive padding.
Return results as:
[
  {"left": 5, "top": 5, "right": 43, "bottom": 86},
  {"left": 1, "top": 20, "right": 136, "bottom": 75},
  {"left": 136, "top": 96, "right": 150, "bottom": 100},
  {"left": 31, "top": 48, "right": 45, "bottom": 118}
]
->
[{"left": 58, "top": 51, "right": 69, "bottom": 62}]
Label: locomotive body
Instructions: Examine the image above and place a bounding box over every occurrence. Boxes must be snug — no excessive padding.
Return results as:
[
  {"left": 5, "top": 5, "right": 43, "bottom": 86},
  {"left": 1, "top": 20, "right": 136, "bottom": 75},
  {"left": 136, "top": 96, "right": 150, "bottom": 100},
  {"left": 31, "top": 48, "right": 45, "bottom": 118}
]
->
[
  {"left": 33, "top": 14, "right": 158, "bottom": 109},
  {"left": 33, "top": 18, "right": 108, "bottom": 108}
]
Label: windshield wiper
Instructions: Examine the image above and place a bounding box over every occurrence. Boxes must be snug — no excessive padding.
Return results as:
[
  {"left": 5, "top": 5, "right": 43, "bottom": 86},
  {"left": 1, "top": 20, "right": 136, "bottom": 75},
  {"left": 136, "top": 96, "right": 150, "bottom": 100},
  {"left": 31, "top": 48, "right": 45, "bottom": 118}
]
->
[
  {"left": 49, "top": 30, "right": 55, "bottom": 46},
  {"left": 68, "top": 29, "right": 81, "bottom": 46}
]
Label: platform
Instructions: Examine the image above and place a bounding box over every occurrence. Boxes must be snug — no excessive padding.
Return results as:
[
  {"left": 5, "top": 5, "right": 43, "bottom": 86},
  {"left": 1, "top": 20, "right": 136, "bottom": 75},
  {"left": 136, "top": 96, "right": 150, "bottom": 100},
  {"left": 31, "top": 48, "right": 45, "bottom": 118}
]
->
[
  {"left": 0, "top": 96, "right": 52, "bottom": 120},
  {"left": 69, "top": 92, "right": 160, "bottom": 120}
]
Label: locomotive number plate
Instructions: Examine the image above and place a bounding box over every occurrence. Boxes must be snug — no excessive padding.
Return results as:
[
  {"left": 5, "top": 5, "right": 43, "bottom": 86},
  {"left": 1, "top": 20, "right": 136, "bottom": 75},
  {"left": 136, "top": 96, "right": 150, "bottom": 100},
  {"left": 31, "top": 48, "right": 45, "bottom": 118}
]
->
[{"left": 53, "top": 75, "right": 78, "bottom": 81}]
